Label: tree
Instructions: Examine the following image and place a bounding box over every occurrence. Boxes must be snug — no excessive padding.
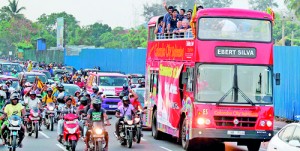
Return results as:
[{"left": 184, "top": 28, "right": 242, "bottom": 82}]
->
[
  {"left": 285, "top": 0, "right": 300, "bottom": 19},
  {"left": 200, "top": 0, "right": 232, "bottom": 8},
  {"left": 2, "top": 0, "right": 25, "bottom": 18},
  {"left": 84, "top": 23, "right": 112, "bottom": 47},
  {"left": 249, "top": 0, "right": 278, "bottom": 11},
  {"left": 143, "top": 3, "right": 166, "bottom": 22}
]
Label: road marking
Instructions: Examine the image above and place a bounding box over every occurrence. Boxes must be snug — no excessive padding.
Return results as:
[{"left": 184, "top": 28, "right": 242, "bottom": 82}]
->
[
  {"left": 160, "top": 146, "right": 173, "bottom": 151},
  {"left": 260, "top": 148, "right": 267, "bottom": 151},
  {"left": 141, "top": 138, "right": 147, "bottom": 141},
  {"left": 56, "top": 144, "right": 67, "bottom": 151},
  {"left": 39, "top": 132, "right": 50, "bottom": 139}
]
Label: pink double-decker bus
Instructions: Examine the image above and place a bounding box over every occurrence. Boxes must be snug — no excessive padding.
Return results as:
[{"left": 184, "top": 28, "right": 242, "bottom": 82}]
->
[{"left": 144, "top": 8, "right": 274, "bottom": 151}]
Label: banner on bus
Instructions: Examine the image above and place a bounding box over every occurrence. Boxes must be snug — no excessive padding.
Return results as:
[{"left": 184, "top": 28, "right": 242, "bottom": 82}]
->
[{"left": 157, "top": 62, "right": 183, "bottom": 129}]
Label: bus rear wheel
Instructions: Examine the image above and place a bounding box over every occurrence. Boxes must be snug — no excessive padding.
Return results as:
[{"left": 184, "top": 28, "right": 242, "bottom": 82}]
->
[{"left": 152, "top": 110, "right": 162, "bottom": 140}]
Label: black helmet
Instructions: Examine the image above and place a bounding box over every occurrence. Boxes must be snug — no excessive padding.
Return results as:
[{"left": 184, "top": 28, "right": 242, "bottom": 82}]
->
[
  {"left": 57, "top": 83, "right": 64, "bottom": 88},
  {"left": 119, "top": 92, "right": 125, "bottom": 100},
  {"left": 5, "top": 80, "right": 11, "bottom": 84},
  {"left": 92, "top": 86, "right": 99, "bottom": 92},
  {"left": 10, "top": 93, "right": 19, "bottom": 105},
  {"left": 80, "top": 96, "right": 88, "bottom": 106},
  {"left": 92, "top": 99, "right": 102, "bottom": 111},
  {"left": 123, "top": 84, "right": 128, "bottom": 90},
  {"left": 84, "top": 92, "right": 90, "bottom": 98},
  {"left": 46, "top": 88, "right": 53, "bottom": 92},
  {"left": 122, "top": 96, "right": 130, "bottom": 107}
]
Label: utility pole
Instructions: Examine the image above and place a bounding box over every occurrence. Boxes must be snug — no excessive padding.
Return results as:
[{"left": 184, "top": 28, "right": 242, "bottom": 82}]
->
[
  {"left": 282, "top": 18, "right": 285, "bottom": 46},
  {"left": 291, "top": 30, "right": 294, "bottom": 46}
]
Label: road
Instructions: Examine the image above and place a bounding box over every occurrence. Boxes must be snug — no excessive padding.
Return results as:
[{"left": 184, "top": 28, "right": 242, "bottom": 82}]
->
[{"left": 0, "top": 115, "right": 271, "bottom": 151}]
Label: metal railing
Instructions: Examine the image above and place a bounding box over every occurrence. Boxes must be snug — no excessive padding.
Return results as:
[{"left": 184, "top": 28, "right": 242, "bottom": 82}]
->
[{"left": 155, "top": 31, "right": 194, "bottom": 40}]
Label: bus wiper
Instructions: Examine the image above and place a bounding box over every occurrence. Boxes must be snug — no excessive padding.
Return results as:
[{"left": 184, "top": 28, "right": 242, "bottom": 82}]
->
[
  {"left": 238, "top": 88, "right": 255, "bottom": 106},
  {"left": 216, "top": 88, "right": 233, "bottom": 105}
]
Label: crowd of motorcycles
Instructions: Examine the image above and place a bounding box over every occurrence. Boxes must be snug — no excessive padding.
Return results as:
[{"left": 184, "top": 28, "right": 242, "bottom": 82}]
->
[{"left": 0, "top": 84, "right": 144, "bottom": 151}]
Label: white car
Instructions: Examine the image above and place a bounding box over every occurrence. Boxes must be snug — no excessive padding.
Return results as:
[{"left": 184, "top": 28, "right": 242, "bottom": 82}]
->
[{"left": 268, "top": 123, "right": 300, "bottom": 151}]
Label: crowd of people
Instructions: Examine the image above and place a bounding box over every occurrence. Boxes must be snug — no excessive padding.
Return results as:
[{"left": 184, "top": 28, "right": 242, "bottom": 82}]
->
[
  {"left": 0, "top": 59, "right": 143, "bottom": 151},
  {"left": 154, "top": 2, "right": 204, "bottom": 39}
]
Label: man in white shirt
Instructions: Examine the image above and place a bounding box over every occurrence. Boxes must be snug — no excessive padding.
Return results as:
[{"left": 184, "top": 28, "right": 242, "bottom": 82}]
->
[{"left": 24, "top": 91, "right": 42, "bottom": 109}]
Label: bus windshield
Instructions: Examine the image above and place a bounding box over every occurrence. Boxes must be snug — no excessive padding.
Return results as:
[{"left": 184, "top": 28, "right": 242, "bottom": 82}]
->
[
  {"left": 195, "top": 64, "right": 272, "bottom": 104},
  {"left": 99, "top": 76, "right": 127, "bottom": 86},
  {"left": 198, "top": 18, "right": 272, "bottom": 42}
]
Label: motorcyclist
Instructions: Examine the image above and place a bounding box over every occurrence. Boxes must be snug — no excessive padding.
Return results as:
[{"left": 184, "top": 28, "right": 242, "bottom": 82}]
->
[
  {"left": 57, "top": 97, "right": 77, "bottom": 143},
  {"left": 5, "top": 80, "right": 12, "bottom": 89},
  {"left": 0, "top": 85, "right": 6, "bottom": 109},
  {"left": 74, "top": 90, "right": 81, "bottom": 105},
  {"left": 24, "top": 91, "right": 42, "bottom": 130},
  {"left": 54, "top": 84, "right": 67, "bottom": 110},
  {"left": 85, "top": 99, "right": 111, "bottom": 151},
  {"left": 3, "top": 85, "right": 10, "bottom": 100},
  {"left": 115, "top": 96, "right": 137, "bottom": 140},
  {"left": 117, "top": 92, "right": 125, "bottom": 107},
  {"left": 129, "top": 90, "right": 142, "bottom": 111},
  {"left": 77, "top": 96, "right": 88, "bottom": 138},
  {"left": 1, "top": 93, "right": 26, "bottom": 147},
  {"left": 91, "top": 85, "right": 100, "bottom": 99},
  {"left": 75, "top": 77, "right": 85, "bottom": 88},
  {"left": 121, "top": 84, "right": 129, "bottom": 96},
  {"left": 42, "top": 88, "right": 56, "bottom": 104}
]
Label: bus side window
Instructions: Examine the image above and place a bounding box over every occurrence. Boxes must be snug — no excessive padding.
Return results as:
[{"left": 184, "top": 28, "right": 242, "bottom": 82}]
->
[
  {"left": 155, "top": 71, "right": 159, "bottom": 93},
  {"left": 186, "top": 68, "right": 194, "bottom": 92},
  {"left": 150, "top": 71, "right": 154, "bottom": 92},
  {"left": 149, "top": 71, "right": 159, "bottom": 94},
  {"left": 149, "top": 27, "right": 156, "bottom": 41}
]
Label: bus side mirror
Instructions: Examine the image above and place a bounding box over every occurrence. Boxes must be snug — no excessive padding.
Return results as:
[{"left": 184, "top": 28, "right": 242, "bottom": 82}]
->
[
  {"left": 275, "top": 73, "right": 280, "bottom": 85},
  {"left": 181, "top": 72, "right": 188, "bottom": 84}
]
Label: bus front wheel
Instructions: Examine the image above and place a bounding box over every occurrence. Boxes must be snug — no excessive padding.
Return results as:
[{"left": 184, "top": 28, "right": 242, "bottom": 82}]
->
[{"left": 181, "top": 117, "right": 193, "bottom": 151}]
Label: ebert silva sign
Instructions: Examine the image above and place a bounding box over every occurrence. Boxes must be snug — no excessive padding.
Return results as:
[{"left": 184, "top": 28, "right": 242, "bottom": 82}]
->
[{"left": 215, "top": 47, "right": 256, "bottom": 58}]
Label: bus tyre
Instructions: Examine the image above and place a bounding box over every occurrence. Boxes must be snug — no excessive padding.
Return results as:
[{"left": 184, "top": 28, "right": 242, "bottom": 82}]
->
[
  {"left": 247, "top": 141, "right": 261, "bottom": 151},
  {"left": 152, "top": 110, "right": 162, "bottom": 140},
  {"left": 181, "top": 117, "right": 192, "bottom": 150}
]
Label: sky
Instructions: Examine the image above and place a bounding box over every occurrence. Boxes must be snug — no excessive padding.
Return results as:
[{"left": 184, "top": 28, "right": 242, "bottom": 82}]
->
[{"left": 0, "top": 0, "right": 285, "bottom": 28}]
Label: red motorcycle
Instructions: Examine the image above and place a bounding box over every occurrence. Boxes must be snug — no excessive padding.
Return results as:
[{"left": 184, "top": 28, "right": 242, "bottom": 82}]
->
[
  {"left": 62, "top": 113, "right": 81, "bottom": 151},
  {"left": 25, "top": 107, "right": 41, "bottom": 139}
]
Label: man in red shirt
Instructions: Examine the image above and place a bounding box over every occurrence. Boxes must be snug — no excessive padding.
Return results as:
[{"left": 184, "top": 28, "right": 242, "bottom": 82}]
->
[{"left": 75, "top": 77, "right": 85, "bottom": 88}]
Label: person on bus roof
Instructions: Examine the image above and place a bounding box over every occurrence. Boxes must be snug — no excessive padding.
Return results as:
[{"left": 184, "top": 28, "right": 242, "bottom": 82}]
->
[
  {"left": 162, "top": 6, "right": 174, "bottom": 34},
  {"left": 167, "top": 9, "right": 179, "bottom": 34},
  {"left": 154, "top": 19, "right": 164, "bottom": 39}
]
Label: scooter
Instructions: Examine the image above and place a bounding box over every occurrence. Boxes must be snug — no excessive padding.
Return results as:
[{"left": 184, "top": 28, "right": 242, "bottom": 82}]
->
[
  {"left": 25, "top": 107, "right": 41, "bottom": 139},
  {"left": 60, "top": 112, "right": 81, "bottom": 151}
]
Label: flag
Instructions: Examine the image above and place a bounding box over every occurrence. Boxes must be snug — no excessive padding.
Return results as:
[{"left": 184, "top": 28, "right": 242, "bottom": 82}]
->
[
  {"left": 190, "top": 4, "right": 197, "bottom": 38},
  {"left": 35, "top": 76, "right": 44, "bottom": 89},
  {"left": 266, "top": 7, "right": 275, "bottom": 24}
]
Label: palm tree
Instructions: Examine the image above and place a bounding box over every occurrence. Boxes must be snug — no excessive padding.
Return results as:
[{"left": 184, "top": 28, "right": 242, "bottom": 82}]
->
[
  {"left": 285, "top": 0, "right": 300, "bottom": 19},
  {"left": 2, "top": 0, "right": 25, "bottom": 18}
]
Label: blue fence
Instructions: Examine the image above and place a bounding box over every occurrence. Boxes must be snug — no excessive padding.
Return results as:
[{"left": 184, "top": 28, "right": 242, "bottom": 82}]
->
[
  {"left": 274, "top": 46, "right": 300, "bottom": 120},
  {"left": 65, "top": 46, "right": 300, "bottom": 120},
  {"left": 64, "top": 48, "right": 146, "bottom": 74}
]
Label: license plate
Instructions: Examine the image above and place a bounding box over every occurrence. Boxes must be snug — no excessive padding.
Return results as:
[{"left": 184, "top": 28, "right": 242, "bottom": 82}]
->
[
  {"left": 9, "top": 127, "right": 21, "bottom": 131},
  {"left": 12, "top": 131, "right": 17, "bottom": 135},
  {"left": 109, "top": 105, "right": 117, "bottom": 108},
  {"left": 30, "top": 117, "right": 40, "bottom": 120},
  {"left": 227, "top": 130, "right": 245, "bottom": 135}
]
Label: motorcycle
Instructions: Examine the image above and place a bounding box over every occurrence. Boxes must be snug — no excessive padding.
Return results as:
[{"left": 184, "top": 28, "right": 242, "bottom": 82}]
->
[
  {"left": 44, "top": 103, "right": 55, "bottom": 131},
  {"left": 25, "top": 107, "right": 41, "bottom": 138},
  {"left": 87, "top": 117, "right": 112, "bottom": 151},
  {"left": 79, "top": 113, "right": 87, "bottom": 137},
  {"left": 59, "top": 111, "right": 81, "bottom": 151},
  {"left": 5, "top": 113, "right": 22, "bottom": 151},
  {"left": 116, "top": 115, "right": 141, "bottom": 148}
]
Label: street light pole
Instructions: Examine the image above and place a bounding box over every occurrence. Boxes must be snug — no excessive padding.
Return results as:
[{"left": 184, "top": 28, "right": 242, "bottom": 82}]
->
[
  {"left": 291, "top": 30, "right": 294, "bottom": 46},
  {"left": 282, "top": 19, "right": 285, "bottom": 46}
]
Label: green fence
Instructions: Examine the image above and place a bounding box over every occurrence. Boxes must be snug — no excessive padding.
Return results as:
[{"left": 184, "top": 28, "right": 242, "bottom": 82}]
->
[{"left": 23, "top": 50, "right": 64, "bottom": 64}]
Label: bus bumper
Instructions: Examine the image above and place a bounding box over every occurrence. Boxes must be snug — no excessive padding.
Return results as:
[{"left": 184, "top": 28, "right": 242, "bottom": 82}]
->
[{"left": 191, "top": 128, "right": 273, "bottom": 141}]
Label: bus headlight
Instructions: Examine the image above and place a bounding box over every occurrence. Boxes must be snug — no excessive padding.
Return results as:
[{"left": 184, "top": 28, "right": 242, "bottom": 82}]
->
[
  {"left": 267, "top": 120, "right": 273, "bottom": 127},
  {"left": 197, "top": 118, "right": 205, "bottom": 125},
  {"left": 260, "top": 121, "right": 266, "bottom": 127}
]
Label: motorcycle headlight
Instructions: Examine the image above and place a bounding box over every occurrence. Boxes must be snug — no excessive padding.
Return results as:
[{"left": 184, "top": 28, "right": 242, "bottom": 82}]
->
[
  {"left": 10, "top": 120, "right": 20, "bottom": 126},
  {"left": 66, "top": 127, "right": 77, "bottom": 134},
  {"left": 134, "top": 118, "right": 140, "bottom": 123},
  {"left": 33, "top": 112, "right": 39, "bottom": 117},
  {"left": 127, "top": 120, "right": 133, "bottom": 125},
  {"left": 48, "top": 106, "right": 54, "bottom": 111},
  {"left": 95, "top": 128, "right": 103, "bottom": 135}
]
